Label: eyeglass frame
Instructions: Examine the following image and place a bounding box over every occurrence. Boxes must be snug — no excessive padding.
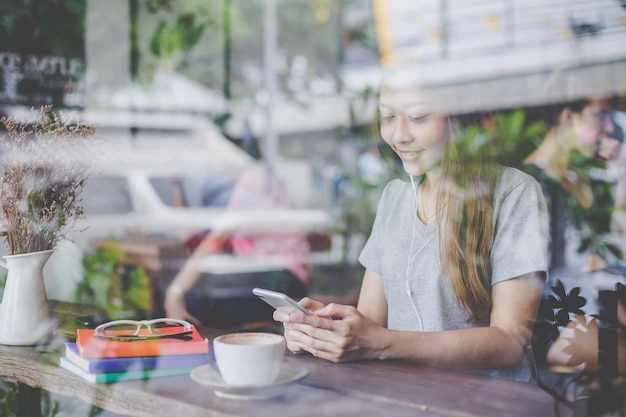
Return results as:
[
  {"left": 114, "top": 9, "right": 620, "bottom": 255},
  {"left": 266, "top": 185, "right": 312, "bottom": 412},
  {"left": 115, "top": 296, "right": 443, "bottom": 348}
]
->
[{"left": 93, "top": 318, "right": 193, "bottom": 341}]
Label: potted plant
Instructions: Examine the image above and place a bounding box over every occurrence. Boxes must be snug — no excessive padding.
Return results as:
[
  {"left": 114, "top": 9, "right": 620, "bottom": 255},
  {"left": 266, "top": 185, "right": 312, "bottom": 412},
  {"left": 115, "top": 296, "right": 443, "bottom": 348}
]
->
[{"left": 0, "top": 105, "right": 95, "bottom": 345}]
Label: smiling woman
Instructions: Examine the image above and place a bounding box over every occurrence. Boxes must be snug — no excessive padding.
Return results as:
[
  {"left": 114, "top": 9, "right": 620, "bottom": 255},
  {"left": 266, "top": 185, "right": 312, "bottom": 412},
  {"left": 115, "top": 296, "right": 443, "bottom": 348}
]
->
[
  {"left": 274, "top": 68, "right": 550, "bottom": 381},
  {"left": 378, "top": 101, "right": 448, "bottom": 180}
]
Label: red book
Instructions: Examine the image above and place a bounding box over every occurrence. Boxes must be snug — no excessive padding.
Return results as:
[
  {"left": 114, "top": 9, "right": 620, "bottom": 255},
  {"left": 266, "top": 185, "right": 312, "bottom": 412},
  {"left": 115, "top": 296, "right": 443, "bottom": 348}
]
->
[{"left": 76, "top": 326, "right": 209, "bottom": 359}]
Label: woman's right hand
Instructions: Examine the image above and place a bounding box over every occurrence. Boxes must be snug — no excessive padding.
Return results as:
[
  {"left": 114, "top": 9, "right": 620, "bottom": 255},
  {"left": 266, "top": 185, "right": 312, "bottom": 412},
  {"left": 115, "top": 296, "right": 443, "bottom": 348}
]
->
[
  {"left": 164, "top": 287, "right": 202, "bottom": 327},
  {"left": 273, "top": 297, "right": 326, "bottom": 354}
]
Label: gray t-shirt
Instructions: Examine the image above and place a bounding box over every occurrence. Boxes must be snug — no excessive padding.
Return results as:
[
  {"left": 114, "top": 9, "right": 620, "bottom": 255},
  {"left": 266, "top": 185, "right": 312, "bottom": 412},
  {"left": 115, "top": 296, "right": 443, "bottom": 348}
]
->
[{"left": 358, "top": 167, "right": 549, "bottom": 381}]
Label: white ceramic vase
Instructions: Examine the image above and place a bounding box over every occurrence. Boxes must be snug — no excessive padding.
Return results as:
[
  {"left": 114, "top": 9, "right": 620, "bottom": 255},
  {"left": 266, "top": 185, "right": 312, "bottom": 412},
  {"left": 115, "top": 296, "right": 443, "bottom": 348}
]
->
[{"left": 0, "top": 250, "right": 54, "bottom": 345}]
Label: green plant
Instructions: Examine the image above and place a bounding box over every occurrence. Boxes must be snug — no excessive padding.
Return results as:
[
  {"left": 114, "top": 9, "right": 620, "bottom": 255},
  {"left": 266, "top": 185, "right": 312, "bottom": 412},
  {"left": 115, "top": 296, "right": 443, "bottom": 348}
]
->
[
  {"left": 75, "top": 238, "right": 152, "bottom": 313},
  {"left": 532, "top": 279, "right": 588, "bottom": 367},
  {"left": 149, "top": 11, "right": 211, "bottom": 72},
  {"left": 332, "top": 86, "right": 390, "bottom": 264},
  {"left": 488, "top": 109, "right": 548, "bottom": 169},
  {"left": 0, "top": 381, "right": 59, "bottom": 417},
  {"left": 565, "top": 150, "right": 623, "bottom": 263},
  {"left": 0, "top": 381, "right": 17, "bottom": 417}
]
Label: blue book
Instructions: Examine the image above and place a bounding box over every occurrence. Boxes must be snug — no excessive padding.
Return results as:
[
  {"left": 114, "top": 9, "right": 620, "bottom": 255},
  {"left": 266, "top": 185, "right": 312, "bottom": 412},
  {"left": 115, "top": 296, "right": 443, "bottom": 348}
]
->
[
  {"left": 64, "top": 342, "right": 209, "bottom": 373},
  {"left": 59, "top": 357, "right": 196, "bottom": 384}
]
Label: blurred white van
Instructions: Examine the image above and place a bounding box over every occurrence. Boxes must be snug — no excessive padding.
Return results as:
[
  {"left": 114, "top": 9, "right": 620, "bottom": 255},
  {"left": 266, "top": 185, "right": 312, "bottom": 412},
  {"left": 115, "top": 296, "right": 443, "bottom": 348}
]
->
[{"left": 42, "top": 116, "right": 336, "bottom": 302}]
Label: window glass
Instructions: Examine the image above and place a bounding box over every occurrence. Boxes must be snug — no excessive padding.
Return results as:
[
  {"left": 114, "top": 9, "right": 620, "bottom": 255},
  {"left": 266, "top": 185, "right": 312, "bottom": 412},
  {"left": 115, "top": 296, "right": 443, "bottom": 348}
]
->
[
  {"left": 149, "top": 175, "right": 234, "bottom": 208},
  {"left": 81, "top": 176, "right": 133, "bottom": 215},
  {"left": 0, "top": 0, "right": 625, "bottom": 283}
]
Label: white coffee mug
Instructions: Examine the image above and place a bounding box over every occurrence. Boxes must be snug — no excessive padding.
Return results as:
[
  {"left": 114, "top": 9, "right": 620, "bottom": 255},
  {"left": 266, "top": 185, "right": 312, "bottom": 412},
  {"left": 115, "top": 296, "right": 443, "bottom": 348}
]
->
[{"left": 213, "top": 332, "right": 286, "bottom": 386}]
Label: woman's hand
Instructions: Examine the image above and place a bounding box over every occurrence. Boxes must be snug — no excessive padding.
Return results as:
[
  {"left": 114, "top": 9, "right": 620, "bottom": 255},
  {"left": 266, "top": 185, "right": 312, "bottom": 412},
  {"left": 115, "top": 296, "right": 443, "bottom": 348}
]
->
[
  {"left": 273, "top": 297, "right": 325, "bottom": 354},
  {"left": 274, "top": 299, "right": 389, "bottom": 362}
]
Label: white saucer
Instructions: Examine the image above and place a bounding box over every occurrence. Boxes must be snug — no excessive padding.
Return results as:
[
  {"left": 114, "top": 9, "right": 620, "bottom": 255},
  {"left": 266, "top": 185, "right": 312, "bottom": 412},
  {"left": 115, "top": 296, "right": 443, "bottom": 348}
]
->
[{"left": 190, "top": 362, "right": 308, "bottom": 400}]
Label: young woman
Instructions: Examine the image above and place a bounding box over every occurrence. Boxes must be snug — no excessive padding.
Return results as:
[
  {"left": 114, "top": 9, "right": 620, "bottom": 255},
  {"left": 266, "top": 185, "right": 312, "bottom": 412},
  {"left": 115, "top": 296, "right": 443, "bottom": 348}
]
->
[{"left": 274, "top": 72, "right": 549, "bottom": 381}]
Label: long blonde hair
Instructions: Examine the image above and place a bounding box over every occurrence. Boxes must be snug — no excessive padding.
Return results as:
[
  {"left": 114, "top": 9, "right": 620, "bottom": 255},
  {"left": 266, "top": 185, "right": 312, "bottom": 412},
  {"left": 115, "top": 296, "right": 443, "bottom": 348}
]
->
[{"left": 437, "top": 120, "right": 499, "bottom": 325}]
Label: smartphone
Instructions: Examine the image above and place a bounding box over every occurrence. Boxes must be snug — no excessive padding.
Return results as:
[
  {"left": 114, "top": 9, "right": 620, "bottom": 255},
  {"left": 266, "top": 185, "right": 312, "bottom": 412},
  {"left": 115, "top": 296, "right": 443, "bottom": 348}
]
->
[
  {"left": 252, "top": 288, "right": 313, "bottom": 315},
  {"left": 74, "top": 309, "right": 155, "bottom": 328}
]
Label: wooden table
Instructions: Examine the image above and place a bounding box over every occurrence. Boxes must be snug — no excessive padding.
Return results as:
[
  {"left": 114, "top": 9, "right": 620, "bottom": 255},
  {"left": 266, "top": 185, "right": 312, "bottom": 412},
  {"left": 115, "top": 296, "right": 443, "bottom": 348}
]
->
[{"left": 0, "top": 326, "right": 556, "bottom": 417}]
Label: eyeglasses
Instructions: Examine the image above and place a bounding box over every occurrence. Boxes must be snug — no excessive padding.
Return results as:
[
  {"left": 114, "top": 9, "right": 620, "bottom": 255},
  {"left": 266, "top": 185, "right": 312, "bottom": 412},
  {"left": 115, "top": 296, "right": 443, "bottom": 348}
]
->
[{"left": 94, "top": 318, "right": 193, "bottom": 341}]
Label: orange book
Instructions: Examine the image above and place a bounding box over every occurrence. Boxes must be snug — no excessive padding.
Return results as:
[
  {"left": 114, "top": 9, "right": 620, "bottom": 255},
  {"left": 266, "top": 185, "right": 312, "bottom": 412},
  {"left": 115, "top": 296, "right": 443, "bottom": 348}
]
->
[{"left": 76, "top": 326, "right": 209, "bottom": 359}]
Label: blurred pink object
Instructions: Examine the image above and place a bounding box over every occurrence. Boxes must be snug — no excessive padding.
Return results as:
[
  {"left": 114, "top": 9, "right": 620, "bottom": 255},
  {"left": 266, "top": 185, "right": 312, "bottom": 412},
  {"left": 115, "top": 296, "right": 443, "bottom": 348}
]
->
[{"left": 227, "top": 163, "right": 311, "bottom": 285}]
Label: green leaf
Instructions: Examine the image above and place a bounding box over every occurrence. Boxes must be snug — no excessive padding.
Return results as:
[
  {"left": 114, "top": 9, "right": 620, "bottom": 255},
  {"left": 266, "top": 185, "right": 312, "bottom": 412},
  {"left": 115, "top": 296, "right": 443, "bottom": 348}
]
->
[
  {"left": 150, "top": 21, "right": 168, "bottom": 57},
  {"left": 524, "top": 120, "right": 548, "bottom": 139},
  {"left": 556, "top": 309, "right": 571, "bottom": 327},
  {"left": 176, "top": 13, "right": 206, "bottom": 52},
  {"left": 564, "top": 293, "right": 586, "bottom": 313},
  {"left": 577, "top": 237, "right": 592, "bottom": 254},
  {"left": 545, "top": 295, "right": 562, "bottom": 309},
  {"left": 550, "top": 279, "right": 567, "bottom": 301},
  {"left": 606, "top": 243, "right": 624, "bottom": 260}
]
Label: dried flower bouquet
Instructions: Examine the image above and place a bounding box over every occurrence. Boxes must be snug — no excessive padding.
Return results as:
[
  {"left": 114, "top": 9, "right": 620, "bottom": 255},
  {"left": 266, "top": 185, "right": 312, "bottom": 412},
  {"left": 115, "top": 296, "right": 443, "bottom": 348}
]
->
[{"left": 0, "top": 106, "right": 96, "bottom": 255}]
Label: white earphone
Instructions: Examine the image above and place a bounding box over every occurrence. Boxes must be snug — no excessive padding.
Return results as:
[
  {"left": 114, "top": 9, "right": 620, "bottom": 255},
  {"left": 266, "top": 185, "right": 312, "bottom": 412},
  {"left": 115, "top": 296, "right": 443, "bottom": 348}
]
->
[{"left": 406, "top": 174, "right": 430, "bottom": 331}]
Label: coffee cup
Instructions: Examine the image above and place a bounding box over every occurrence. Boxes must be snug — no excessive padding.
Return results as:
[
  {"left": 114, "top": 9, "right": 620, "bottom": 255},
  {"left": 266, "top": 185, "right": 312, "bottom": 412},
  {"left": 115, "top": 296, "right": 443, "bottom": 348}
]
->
[{"left": 212, "top": 332, "right": 286, "bottom": 386}]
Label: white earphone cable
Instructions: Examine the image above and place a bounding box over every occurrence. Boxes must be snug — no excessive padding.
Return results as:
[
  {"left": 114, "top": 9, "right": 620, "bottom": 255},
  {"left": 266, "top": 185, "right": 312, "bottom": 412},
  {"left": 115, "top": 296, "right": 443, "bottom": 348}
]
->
[{"left": 406, "top": 175, "right": 432, "bottom": 331}]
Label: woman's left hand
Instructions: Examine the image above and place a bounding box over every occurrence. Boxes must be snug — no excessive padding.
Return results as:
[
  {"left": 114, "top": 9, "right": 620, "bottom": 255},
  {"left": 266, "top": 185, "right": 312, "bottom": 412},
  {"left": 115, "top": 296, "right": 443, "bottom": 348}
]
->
[{"left": 283, "top": 303, "right": 389, "bottom": 362}]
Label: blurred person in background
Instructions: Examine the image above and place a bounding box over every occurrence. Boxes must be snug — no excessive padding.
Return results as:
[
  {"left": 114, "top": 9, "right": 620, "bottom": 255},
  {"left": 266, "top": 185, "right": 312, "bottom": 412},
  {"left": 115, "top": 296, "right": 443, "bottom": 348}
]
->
[
  {"left": 609, "top": 109, "right": 626, "bottom": 236},
  {"left": 525, "top": 95, "right": 623, "bottom": 209},
  {"left": 525, "top": 94, "right": 625, "bottom": 271},
  {"left": 164, "top": 150, "right": 310, "bottom": 329}
]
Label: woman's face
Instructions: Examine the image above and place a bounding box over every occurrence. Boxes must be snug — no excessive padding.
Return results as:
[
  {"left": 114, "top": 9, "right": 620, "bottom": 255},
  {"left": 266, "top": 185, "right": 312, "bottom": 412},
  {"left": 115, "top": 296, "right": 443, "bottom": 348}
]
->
[{"left": 378, "top": 85, "right": 449, "bottom": 176}]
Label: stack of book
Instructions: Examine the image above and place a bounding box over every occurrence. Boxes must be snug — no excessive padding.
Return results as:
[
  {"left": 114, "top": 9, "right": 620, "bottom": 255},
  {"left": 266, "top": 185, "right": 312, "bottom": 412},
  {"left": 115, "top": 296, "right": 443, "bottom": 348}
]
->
[{"left": 60, "top": 326, "right": 210, "bottom": 384}]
